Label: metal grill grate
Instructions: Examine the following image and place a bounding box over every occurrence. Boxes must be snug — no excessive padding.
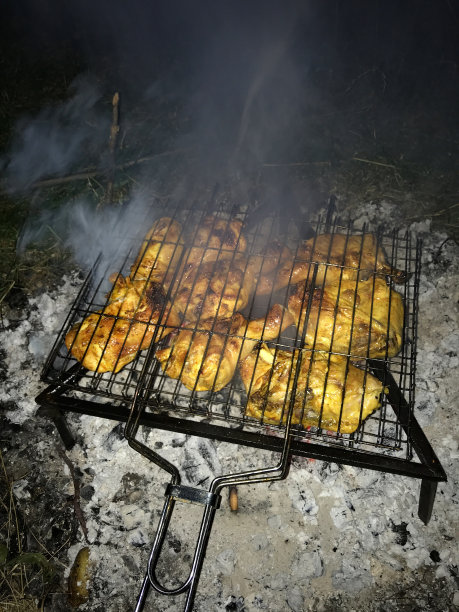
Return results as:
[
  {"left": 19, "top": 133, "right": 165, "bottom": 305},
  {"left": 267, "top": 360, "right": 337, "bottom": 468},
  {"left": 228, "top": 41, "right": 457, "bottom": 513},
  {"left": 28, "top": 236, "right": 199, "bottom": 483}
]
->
[
  {"left": 36, "top": 193, "right": 447, "bottom": 611},
  {"left": 41, "top": 197, "right": 421, "bottom": 460}
]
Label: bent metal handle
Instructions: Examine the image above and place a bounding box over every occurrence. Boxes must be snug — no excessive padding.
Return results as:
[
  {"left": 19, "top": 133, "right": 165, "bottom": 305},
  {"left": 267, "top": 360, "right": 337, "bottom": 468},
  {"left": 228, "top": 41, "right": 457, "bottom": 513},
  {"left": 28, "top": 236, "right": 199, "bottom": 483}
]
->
[
  {"left": 133, "top": 386, "right": 296, "bottom": 612},
  {"left": 134, "top": 484, "right": 221, "bottom": 612},
  {"left": 134, "top": 437, "right": 294, "bottom": 612}
]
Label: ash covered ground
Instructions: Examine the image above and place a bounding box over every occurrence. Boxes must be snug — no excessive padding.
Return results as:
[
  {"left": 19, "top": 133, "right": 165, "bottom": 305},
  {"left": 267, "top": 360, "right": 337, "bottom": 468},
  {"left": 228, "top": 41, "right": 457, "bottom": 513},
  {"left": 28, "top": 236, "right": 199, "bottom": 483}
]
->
[{"left": 1, "top": 201, "right": 458, "bottom": 612}]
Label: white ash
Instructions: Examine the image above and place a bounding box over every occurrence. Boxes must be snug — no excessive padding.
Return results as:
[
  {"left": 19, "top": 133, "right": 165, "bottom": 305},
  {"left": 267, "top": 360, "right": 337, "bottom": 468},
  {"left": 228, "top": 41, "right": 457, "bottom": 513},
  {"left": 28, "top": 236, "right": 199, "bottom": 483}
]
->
[{"left": 1, "top": 201, "right": 458, "bottom": 612}]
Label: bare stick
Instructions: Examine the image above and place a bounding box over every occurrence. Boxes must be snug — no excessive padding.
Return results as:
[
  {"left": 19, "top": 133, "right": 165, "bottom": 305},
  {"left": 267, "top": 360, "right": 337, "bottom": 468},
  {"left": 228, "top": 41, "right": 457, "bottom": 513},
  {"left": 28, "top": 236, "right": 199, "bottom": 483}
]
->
[
  {"left": 100, "top": 92, "right": 121, "bottom": 208},
  {"left": 57, "top": 447, "right": 90, "bottom": 544},
  {"left": 29, "top": 149, "right": 189, "bottom": 190},
  {"left": 406, "top": 202, "right": 459, "bottom": 220},
  {"left": 352, "top": 156, "right": 397, "bottom": 170}
]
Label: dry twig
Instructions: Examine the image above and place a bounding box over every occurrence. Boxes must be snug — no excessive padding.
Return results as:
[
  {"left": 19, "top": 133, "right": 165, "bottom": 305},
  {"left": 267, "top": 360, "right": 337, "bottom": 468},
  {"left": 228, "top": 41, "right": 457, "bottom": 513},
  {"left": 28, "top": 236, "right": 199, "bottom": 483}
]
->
[
  {"left": 57, "top": 448, "right": 89, "bottom": 544},
  {"left": 101, "top": 92, "right": 121, "bottom": 208},
  {"left": 406, "top": 202, "right": 459, "bottom": 220},
  {"left": 30, "top": 149, "right": 189, "bottom": 190},
  {"left": 352, "top": 156, "right": 397, "bottom": 169}
]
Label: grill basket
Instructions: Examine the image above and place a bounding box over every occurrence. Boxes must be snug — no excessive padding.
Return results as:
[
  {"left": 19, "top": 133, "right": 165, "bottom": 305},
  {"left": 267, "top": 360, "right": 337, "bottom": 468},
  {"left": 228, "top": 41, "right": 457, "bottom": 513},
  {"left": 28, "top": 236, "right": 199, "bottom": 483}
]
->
[{"left": 36, "top": 194, "right": 446, "bottom": 611}]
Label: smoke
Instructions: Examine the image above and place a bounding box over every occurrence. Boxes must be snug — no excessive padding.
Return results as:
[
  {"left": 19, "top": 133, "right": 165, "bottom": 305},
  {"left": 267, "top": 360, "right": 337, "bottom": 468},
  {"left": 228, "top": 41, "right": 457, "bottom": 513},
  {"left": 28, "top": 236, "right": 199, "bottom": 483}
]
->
[
  {"left": 17, "top": 188, "right": 162, "bottom": 290},
  {"left": 6, "top": 0, "right": 458, "bottom": 275},
  {"left": 177, "top": 2, "right": 311, "bottom": 178},
  {"left": 2, "top": 75, "right": 109, "bottom": 192},
  {"left": 6, "top": 1, "right": 319, "bottom": 274}
]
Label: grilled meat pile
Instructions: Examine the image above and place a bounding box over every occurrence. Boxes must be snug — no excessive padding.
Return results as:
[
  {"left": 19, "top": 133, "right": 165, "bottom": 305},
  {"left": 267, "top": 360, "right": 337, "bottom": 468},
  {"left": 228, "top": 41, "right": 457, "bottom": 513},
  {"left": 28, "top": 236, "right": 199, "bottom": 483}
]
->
[
  {"left": 65, "top": 213, "right": 406, "bottom": 433},
  {"left": 156, "top": 305, "right": 293, "bottom": 392},
  {"left": 287, "top": 276, "right": 404, "bottom": 359}
]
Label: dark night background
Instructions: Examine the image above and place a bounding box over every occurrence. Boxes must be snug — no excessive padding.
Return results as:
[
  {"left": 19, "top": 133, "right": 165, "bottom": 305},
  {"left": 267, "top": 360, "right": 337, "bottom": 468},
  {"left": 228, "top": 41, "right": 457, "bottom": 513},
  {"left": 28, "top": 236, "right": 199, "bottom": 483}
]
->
[{"left": 1, "top": 0, "right": 458, "bottom": 166}]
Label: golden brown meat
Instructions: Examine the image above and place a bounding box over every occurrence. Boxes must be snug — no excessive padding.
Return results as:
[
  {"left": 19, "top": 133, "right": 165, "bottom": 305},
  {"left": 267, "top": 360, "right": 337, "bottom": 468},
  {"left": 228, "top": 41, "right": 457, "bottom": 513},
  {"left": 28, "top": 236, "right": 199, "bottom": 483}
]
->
[
  {"left": 258, "top": 233, "right": 406, "bottom": 294},
  {"left": 183, "top": 215, "right": 247, "bottom": 265},
  {"left": 169, "top": 215, "right": 252, "bottom": 322},
  {"left": 156, "top": 304, "right": 294, "bottom": 392},
  {"left": 240, "top": 345, "right": 385, "bottom": 434},
  {"left": 65, "top": 278, "right": 181, "bottom": 373},
  {"left": 65, "top": 217, "right": 184, "bottom": 373},
  {"left": 288, "top": 277, "right": 404, "bottom": 358},
  {"left": 129, "top": 217, "right": 184, "bottom": 289},
  {"left": 170, "top": 256, "right": 256, "bottom": 322},
  {"left": 245, "top": 241, "right": 293, "bottom": 295},
  {"left": 171, "top": 239, "right": 293, "bottom": 321}
]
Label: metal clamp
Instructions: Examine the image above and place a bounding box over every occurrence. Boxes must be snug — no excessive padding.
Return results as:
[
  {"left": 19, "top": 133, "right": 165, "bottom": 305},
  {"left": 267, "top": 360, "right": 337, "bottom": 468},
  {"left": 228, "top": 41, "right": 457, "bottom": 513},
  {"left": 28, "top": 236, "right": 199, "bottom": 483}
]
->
[{"left": 165, "top": 484, "right": 221, "bottom": 508}]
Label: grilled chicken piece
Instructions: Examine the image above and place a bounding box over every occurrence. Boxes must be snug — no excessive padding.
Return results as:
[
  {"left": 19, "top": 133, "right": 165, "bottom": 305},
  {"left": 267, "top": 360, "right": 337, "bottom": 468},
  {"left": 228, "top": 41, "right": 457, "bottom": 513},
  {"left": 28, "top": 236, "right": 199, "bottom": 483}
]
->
[
  {"left": 258, "top": 233, "right": 407, "bottom": 294},
  {"left": 156, "top": 304, "right": 294, "bottom": 392},
  {"left": 65, "top": 217, "right": 184, "bottom": 373},
  {"left": 129, "top": 217, "right": 184, "bottom": 289},
  {"left": 171, "top": 241, "right": 292, "bottom": 322},
  {"left": 245, "top": 241, "right": 293, "bottom": 295},
  {"left": 183, "top": 215, "right": 247, "bottom": 265},
  {"left": 288, "top": 276, "right": 404, "bottom": 358},
  {"left": 169, "top": 215, "right": 251, "bottom": 322},
  {"left": 65, "top": 278, "right": 181, "bottom": 373},
  {"left": 240, "top": 345, "right": 385, "bottom": 434},
  {"left": 171, "top": 256, "right": 256, "bottom": 322}
]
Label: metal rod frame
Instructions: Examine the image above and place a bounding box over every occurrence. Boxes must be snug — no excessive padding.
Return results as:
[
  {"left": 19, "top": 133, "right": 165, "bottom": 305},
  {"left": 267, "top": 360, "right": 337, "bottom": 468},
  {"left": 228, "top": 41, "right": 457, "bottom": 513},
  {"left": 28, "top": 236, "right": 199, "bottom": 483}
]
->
[{"left": 35, "top": 196, "right": 447, "bottom": 611}]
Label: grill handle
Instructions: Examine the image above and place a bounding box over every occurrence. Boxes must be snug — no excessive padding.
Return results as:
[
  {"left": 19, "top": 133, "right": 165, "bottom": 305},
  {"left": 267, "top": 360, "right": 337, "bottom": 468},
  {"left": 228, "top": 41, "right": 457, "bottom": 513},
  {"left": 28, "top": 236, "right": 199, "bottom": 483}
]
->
[
  {"left": 132, "top": 345, "right": 302, "bottom": 612},
  {"left": 134, "top": 483, "right": 221, "bottom": 612},
  {"left": 134, "top": 431, "right": 294, "bottom": 612}
]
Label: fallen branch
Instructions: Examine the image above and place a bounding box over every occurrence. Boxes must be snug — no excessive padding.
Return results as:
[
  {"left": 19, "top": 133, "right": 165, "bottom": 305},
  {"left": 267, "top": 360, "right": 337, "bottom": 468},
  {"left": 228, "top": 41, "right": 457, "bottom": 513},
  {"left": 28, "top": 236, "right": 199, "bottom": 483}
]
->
[
  {"left": 30, "top": 148, "right": 189, "bottom": 190},
  {"left": 406, "top": 202, "right": 459, "bottom": 220},
  {"left": 428, "top": 202, "right": 459, "bottom": 217},
  {"left": 352, "top": 156, "right": 397, "bottom": 170},
  {"left": 57, "top": 448, "right": 89, "bottom": 544}
]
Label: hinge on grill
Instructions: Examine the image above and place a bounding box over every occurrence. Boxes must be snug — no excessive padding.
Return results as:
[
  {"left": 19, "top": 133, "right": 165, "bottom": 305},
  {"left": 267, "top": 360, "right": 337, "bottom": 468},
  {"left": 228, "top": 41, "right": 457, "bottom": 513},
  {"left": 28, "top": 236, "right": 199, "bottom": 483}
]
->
[{"left": 165, "top": 483, "right": 221, "bottom": 509}]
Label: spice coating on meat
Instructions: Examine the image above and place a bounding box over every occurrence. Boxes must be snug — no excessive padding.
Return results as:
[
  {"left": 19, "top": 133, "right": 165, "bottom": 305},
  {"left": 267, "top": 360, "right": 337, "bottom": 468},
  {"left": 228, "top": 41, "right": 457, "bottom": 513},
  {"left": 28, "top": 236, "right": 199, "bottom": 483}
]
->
[
  {"left": 288, "top": 276, "right": 404, "bottom": 358},
  {"left": 257, "top": 233, "right": 407, "bottom": 294},
  {"left": 65, "top": 217, "right": 183, "bottom": 372},
  {"left": 130, "top": 217, "right": 184, "bottom": 289},
  {"left": 65, "top": 278, "right": 181, "bottom": 373},
  {"left": 183, "top": 216, "right": 246, "bottom": 265},
  {"left": 240, "top": 345, "right": 385, "bottom": 434},
  {"left": 156, "top": 304, "right": 294, "bottom": 392},
  {"left": 171, "top": 257, "right": 254, "bottom": 322}
]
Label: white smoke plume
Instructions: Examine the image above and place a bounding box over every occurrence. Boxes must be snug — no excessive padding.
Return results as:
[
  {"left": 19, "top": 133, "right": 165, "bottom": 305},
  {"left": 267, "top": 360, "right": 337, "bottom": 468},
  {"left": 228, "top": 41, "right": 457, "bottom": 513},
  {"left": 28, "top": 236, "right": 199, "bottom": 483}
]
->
[
  {"left": 17, "top": 189, "right": 161, "bottom": 287},
  {"left": 2, "top": 75, "right": 109, "bottom": 192}
]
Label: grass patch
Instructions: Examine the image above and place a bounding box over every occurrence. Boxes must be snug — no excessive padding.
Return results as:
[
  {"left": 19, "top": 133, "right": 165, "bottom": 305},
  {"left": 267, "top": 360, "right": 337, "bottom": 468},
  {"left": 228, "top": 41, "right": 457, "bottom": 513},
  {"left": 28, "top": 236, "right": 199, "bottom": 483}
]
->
[{"left": 0, "top": 451, "right": 56, "bottom": 610}]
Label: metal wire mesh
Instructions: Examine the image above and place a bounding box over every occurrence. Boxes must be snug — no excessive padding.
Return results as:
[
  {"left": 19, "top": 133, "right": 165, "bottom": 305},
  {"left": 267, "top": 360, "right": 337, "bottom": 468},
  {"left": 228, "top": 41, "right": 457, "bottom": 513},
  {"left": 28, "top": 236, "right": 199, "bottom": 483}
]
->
[{"left": 41, "top": 196, "right": 421, "bottom": 461}]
